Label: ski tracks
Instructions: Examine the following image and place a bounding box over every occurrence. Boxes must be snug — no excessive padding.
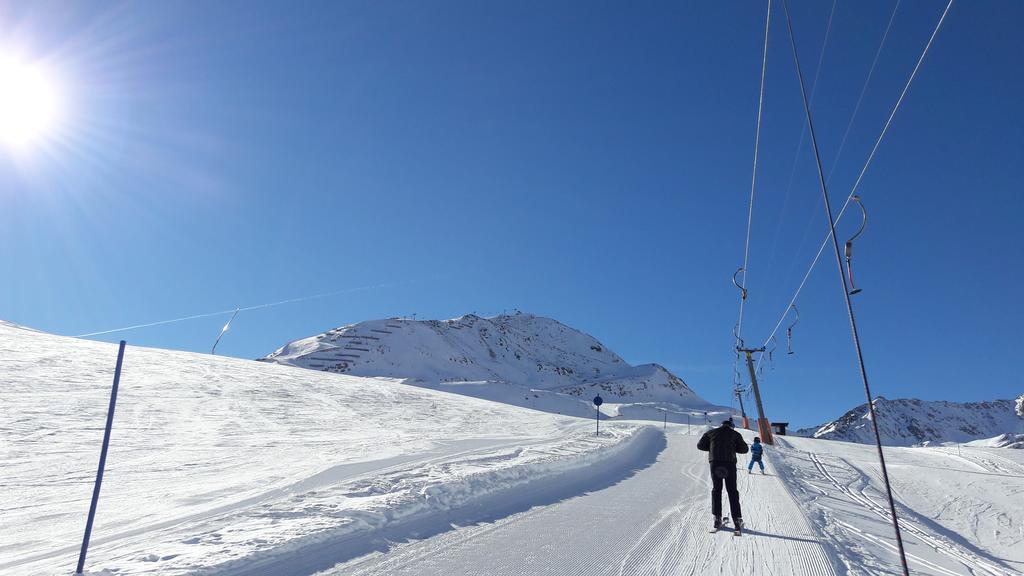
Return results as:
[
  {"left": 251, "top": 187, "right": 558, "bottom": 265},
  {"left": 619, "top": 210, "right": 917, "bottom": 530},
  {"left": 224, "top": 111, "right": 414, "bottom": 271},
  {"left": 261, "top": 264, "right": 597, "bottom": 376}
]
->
[
  {"left": 952, "top": 449, "right": 1024, "bottom": 477},
  {"left": 806, "top": 452, "right": 1013, "bottom": 576}
]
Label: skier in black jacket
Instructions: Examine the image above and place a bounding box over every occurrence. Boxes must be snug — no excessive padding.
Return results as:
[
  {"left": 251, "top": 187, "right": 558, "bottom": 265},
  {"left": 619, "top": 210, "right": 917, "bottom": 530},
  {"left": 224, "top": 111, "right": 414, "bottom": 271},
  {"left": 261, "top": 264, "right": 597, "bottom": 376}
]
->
[{"left": 697, "top": 419, "right": 749, "bottom": 530}]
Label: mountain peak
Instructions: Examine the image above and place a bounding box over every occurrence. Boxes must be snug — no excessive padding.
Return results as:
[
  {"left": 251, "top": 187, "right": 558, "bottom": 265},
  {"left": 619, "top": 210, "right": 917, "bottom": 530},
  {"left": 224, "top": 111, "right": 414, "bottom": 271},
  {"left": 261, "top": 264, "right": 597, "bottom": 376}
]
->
[
  {"left": 263, "top": 312, "right": 712, "bottom": 410},
  {"left": 796, "top": 397, "right": 1021, "bottom": 446}
]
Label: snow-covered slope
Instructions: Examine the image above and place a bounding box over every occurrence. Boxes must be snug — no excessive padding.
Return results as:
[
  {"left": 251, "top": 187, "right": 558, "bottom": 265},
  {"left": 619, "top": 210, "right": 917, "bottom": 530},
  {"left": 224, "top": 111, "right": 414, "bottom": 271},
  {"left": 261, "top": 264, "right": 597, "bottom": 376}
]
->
[
  {"left": 0, "top": 321, "right": 652, "bottom": 576},
  {"left": 263, "top": 312, "right": 715, "bottom": 414},
  {"left": 964, "top": 433, "right": 1024, "bottom": 449},
  {"left": 325, "top": 426, "right": 1024, "bottom": 576},
  {"left": 6, "top": 320, "right": 1023, "bottom": 575},
  {"left": 795, "top": 397, "right": 1023, "bottom": 446},
  {"left": 774, "top": 434, "right": 1024, "bottom": 574}
]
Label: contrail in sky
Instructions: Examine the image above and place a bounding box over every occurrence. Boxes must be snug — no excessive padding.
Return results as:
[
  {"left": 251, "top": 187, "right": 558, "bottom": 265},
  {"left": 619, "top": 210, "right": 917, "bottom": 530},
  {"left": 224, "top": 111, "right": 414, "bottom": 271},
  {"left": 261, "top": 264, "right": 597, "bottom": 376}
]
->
[{"left": 75, "top": 279, "right": 419, "bottom": 338}]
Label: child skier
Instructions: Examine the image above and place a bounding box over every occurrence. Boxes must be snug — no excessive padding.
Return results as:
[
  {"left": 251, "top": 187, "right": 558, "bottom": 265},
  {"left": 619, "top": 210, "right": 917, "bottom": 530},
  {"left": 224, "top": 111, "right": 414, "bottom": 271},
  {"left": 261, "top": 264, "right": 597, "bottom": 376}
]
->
[{"left": 748, "top": 436, "right": 765, "bottom": 474}]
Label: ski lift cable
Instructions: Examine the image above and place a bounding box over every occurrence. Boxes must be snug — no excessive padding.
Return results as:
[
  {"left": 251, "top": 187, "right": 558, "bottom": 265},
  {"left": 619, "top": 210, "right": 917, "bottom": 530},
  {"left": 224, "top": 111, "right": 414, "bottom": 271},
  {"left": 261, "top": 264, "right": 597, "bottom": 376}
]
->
[
  {"left": 769, "top": 1, "right": 896, "bottom": 301},
  {"left": 781, "top": 0, "right": 920, "bottom": 571},
  {"left": 754, "top": 0, "right": 954, "bottom": 371},
  {"left": 734, "top": 0, "right": 772, "bottom": 347},
  {"left": 824, "top": 0, "right": 902, "bottom": 184},
  {"left": 778, "top": 0, "right": 839, "bottom": 196},
  {"left": 730, "top": 0, "right": 771, "bottom": 406},
  {"left": 764, "top": 0, "right": 838, "bottom": 271}
]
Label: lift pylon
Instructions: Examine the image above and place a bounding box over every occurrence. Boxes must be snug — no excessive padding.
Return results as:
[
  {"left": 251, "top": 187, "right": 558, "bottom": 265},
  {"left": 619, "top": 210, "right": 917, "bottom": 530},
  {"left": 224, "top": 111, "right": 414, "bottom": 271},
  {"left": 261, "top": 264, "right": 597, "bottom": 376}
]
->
[{"left": 737, "top": 346, "right": 774, "bottom": 445}]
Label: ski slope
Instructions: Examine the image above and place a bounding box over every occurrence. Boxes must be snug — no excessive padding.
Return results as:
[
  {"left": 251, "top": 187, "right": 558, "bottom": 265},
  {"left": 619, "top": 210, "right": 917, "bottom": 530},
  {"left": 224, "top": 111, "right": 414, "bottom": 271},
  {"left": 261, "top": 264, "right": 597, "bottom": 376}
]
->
[
  {"left": 4, "top": 321, "right": 1021, "bottom": 575},
  {"left": 324, "top": 427, "right": 835, "bottom": 576},
  {"left": 314, "top": 427, "right": 1022, "bottom": 576},
  {"left": 0, "top": 322, "right": 649, "bottom": 576}
]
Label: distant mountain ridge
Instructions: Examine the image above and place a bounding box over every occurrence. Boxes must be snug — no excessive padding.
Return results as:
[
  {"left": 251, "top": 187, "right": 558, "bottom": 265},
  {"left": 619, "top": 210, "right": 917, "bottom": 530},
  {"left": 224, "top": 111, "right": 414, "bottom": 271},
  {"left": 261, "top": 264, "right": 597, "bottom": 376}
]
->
[
  {"left": 263, "top": 312, "right": 718, "bottom": 416},
  {"left": 795, "top": 397, "right": 1023, "bottom": 447}
]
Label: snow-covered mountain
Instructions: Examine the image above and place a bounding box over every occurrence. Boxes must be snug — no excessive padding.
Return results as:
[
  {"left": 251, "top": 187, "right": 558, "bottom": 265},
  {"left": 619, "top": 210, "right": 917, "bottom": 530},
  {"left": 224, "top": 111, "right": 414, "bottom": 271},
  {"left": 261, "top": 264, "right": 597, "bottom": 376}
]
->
[
  {"left": 795, "top": 397, "right": 1023, "bottom": 446},
  {"left": 263, "top": 312, "right": 716, "bottom": 415}
]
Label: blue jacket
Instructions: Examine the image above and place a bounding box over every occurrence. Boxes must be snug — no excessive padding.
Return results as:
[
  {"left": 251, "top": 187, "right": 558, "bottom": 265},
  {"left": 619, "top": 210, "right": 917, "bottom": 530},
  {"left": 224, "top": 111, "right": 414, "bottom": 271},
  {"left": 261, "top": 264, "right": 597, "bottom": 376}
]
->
[{"left": 750, "top": 442, "right": 764, "bottom": 459}]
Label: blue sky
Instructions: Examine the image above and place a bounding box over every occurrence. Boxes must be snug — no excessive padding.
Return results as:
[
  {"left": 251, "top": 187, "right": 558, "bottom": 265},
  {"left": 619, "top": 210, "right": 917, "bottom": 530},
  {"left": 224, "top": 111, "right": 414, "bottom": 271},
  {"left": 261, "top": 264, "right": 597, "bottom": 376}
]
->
[{"left": 2, "top": 1, "right": 1021, "bottom": 428}]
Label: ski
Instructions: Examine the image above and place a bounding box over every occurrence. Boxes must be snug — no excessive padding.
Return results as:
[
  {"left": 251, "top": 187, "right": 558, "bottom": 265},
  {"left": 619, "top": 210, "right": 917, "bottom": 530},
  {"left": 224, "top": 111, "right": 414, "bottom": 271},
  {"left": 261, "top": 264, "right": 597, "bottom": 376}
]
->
[{"left": 709, "top": 516, "right": 730, "bottom": 533}]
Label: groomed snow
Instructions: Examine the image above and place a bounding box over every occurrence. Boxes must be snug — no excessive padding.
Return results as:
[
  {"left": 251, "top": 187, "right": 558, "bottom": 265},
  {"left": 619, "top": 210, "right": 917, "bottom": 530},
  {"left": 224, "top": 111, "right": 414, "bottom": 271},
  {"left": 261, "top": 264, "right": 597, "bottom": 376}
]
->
[
  {"left": 315, "top": 428, "right": 1024, "bottom": 576},
  {"left": 322, "top": 427, "right": 837, "bottom": 576}
]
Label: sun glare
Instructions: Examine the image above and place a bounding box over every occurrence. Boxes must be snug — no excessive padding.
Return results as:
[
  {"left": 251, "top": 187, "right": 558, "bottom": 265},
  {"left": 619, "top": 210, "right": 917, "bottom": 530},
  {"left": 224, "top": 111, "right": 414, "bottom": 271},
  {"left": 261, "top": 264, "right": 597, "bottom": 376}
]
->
[{"left": 0, "top": 57, "right": 61, "bottom": 149}]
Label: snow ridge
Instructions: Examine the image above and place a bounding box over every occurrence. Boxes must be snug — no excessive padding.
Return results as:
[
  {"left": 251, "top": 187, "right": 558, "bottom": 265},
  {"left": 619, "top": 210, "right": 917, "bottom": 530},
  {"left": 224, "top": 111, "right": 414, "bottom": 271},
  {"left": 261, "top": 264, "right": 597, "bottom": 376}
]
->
[
  {"left": 263, "top": 312, "right": 712, "bottom": 410},
  {"left": 204, "top": 425, "right": 658, "bottom": 575},
  {"left": 795, "top": 397, "right": 1022, "bottom": 446}
]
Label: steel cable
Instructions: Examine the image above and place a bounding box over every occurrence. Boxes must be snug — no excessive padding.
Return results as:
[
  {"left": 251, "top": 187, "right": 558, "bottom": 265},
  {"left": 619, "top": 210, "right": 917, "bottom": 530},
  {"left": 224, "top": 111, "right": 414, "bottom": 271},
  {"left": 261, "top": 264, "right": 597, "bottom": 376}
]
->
[
  {"left": 756, "top": 0, "right": 954, "bottom": 370},
  {"left": 780, "top": 0, "right": 927, "bottom": 571}
]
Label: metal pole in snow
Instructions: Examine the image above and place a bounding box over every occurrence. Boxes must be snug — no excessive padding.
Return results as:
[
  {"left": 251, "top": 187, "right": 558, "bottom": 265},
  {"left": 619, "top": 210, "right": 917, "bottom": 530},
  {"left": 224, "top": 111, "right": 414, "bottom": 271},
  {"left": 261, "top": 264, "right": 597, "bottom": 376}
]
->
[
  {"left": 76, "top": 340, "right": 126, "bottom": 576},
  {"left": 211, "top": 308, "right": 240, "bottom": 355},
  {"left": 663, "top": 409, "right": 667, "bottom": 429}
]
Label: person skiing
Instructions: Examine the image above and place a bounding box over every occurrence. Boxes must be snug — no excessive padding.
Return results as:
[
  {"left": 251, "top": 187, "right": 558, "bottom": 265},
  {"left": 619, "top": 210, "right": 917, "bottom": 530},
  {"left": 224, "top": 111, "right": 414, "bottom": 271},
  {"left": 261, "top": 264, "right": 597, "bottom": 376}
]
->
[
  {"left": 697, "top": 419, "right": 748, "bottom": 532},
  {"left": 748, "top": 436, "right": 765, "bottom": 474}
]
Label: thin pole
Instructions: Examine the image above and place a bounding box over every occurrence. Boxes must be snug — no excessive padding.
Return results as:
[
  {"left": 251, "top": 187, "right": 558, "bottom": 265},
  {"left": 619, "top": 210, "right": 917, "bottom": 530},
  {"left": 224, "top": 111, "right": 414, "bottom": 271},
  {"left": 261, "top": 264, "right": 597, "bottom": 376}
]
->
[
  {"left": 76, "top": 340, "right": 126, "bottom": 576},
  {"left": 780, "top": 1, "right": 909, "bottom": 572},
  {"left": 596, "top": 406, "right": 600, "bottom": 437},
  {"left": 663, "top": 409, "right": 667, "bottom": 429},
  {"left": 211, "top": 308, "right": 240, "bottom": 355},
  {"left": 736, "top": 387, "right": 748, "bottom": 419}
]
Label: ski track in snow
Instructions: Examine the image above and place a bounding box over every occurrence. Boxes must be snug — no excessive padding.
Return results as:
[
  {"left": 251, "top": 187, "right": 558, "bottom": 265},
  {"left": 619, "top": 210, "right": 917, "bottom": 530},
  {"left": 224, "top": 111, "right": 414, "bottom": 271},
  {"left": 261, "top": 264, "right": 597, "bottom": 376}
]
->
[
  {"left": 771, "top": 432, "right": 1022, "bottom": 576},
  {"left": 323, "top": 430, "right": 836, "bottom": 576},
  {"left": 939, "top": 447, "right": 1024, "bottom": 477},
  {"left": 806, "top": 452, "right": 1010, "bottom": 576}
]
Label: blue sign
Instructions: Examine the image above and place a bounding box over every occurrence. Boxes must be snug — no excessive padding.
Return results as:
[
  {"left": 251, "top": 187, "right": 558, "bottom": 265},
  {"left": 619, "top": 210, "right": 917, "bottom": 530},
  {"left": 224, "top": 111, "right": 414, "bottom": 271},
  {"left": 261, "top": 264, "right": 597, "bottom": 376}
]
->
[{"left": 593, "top": 395, "right": 603, "bottom": 406}]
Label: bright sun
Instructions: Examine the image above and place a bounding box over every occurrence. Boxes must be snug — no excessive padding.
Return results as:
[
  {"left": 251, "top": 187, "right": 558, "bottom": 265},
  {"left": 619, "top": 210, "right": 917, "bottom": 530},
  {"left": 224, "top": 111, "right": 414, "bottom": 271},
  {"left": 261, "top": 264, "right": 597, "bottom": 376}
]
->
[{"left": 0, "top": 57, "right": 61, "bottom": 148}]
